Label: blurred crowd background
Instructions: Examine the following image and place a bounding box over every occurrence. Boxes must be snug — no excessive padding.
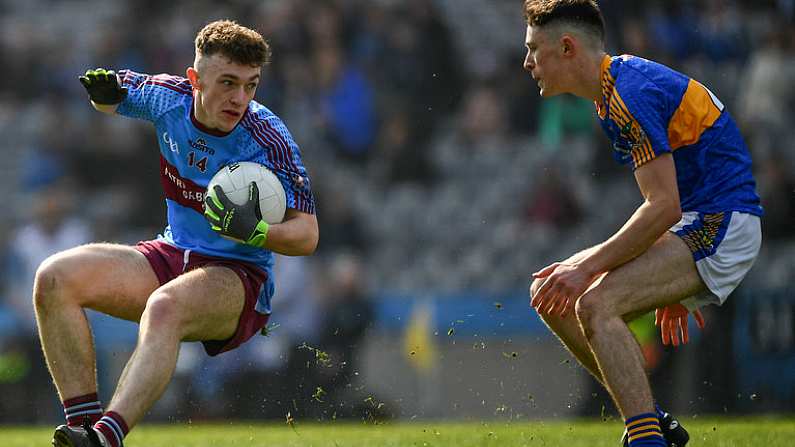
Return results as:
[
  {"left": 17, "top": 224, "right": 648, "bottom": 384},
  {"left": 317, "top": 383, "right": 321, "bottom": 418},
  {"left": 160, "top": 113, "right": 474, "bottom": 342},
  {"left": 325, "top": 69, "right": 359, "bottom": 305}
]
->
[{"left": 0, "top": 0, "right": 793, "bottom": 424}]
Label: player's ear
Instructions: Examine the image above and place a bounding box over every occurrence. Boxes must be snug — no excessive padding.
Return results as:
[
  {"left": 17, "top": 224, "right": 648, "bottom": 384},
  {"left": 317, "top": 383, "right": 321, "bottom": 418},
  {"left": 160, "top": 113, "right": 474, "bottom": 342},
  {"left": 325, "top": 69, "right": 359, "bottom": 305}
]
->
[
  {"left": 561, "top": 35, "right": 575, "bottom": 56},
  {"left": 186, "top": 67, "right": 200, "bottom": 90}
]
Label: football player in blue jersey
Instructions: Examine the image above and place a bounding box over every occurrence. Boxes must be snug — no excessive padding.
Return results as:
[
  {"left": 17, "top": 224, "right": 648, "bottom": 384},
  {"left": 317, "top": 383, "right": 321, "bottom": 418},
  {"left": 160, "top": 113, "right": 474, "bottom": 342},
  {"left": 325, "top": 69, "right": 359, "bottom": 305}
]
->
[
  {"left": 522, "top": 1, "right": 762, "bottom": 446},
  {"left": 35, "top": 20, "right": 318, "bottom": 447}
]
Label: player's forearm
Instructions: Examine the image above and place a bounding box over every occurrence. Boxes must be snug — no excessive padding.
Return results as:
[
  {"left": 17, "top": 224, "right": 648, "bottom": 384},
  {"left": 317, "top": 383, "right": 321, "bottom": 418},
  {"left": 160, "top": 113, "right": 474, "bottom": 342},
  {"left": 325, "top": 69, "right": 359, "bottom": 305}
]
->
[
  {"left": 581, "top": 199, "right": 681, "bottom": 276},
  {"left": 91, "top": 101, "right": 119, "bottom": 114},
  {"left": 262, "top": 213, "right": 319, "bottom": 256}
]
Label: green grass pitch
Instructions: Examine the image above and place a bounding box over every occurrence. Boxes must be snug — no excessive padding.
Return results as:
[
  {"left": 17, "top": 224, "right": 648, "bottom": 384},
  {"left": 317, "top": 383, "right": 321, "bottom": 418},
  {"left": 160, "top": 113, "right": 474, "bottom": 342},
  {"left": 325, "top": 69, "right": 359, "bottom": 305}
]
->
[{"left": 3, "top": 417, "right": 794, "bottom": 446}]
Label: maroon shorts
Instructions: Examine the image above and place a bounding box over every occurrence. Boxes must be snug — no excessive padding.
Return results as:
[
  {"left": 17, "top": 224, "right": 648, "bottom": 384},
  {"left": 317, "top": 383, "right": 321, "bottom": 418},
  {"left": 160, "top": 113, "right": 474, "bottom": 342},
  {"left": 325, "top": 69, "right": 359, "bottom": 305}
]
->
[{"left": 135, "top": 239, "right": 270, "bottom": 356}]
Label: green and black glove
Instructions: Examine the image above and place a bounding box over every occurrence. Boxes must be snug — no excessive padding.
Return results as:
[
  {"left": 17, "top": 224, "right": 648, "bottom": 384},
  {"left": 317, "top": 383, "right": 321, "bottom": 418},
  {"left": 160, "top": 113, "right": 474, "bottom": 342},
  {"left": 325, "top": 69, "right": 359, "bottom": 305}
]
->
[
  {"left": 204, "top": 183, "right": 270, "bottom": 247},
  {"left": 78, "top": 68, "right": 128, "bottom": 105}
]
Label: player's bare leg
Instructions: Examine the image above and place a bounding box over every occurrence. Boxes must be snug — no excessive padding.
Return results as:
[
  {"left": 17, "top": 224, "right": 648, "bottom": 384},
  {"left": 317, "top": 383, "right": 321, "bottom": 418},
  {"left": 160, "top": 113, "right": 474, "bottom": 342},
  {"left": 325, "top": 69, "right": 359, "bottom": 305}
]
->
[
  {"left": 531, "top": 280, "right": 603, "bottom": 381},
  {"left": 531, "top": 247, "right": 605, "bottom": 381},
  {"left": 532, "top": 275, "right": 653, "bottom": 385},
  {"left": 106, "top": 265, "right": 245, "bottom": 428},
  {"left": 33, "top": 244, "right": 159, "bottom": 401},
  {"left": 573, "top": 232, "right": 705, "bottom": 418}
]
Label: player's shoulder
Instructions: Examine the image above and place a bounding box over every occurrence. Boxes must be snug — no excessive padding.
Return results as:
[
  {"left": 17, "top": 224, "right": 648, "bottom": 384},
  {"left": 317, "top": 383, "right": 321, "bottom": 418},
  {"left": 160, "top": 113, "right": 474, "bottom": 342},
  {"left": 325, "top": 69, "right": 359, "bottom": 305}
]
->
[
  {"left": 611, "top": 55, "right": 688, "bottom": 89},
  {"left": 243, "top": 100, "right": 280, "bottom": 124},
  {"left": 119, "top": 70, "right": 192, "bottom": 96},
  {"left": 145, "top": 73, "right": 193, "bottom": 96},
  {"left": 240, "top": 101, "right": 296, "bottom": 146}
]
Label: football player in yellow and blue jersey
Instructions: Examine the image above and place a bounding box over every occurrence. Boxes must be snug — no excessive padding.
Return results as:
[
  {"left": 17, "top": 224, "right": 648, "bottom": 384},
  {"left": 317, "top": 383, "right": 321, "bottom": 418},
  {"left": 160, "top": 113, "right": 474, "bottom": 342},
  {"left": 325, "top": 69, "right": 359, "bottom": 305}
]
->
[{"left": 523, "top": 1, "right": 761, "bottom": 446}]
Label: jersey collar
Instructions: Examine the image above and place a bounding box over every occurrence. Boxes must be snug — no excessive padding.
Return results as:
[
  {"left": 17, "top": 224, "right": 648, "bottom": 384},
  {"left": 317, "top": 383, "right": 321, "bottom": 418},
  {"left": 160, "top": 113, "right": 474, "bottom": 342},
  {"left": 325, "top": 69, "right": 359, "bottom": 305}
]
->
[{"left": 595, "top": 54, "right": 614, "bottom": 120}]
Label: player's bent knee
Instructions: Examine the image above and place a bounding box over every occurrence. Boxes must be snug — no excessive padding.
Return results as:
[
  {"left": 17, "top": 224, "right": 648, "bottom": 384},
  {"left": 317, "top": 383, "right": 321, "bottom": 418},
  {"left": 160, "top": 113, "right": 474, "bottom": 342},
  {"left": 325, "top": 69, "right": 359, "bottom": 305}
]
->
[
  {"left": 32, "top": 253, "right": 78, "bottom": 311},
  {"left": 574, "top": 290, "right": 607, "bottom": 332},
  {"left": 140, "top": 293, "right": 188, "bottom": 335}
]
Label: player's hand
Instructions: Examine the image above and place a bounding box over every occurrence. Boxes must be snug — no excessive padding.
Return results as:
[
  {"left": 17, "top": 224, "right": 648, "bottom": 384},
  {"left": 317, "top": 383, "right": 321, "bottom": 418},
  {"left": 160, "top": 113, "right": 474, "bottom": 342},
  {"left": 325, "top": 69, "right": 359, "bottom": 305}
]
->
[
  {"left": 204, "top": 183, "right": 269, "bottom": 247},
  {"left": 655, "top": 303, "right": 705, "bottom": 347},
  {"left": 78, "top": 68, "right": 128, "bottom": 105},
  {"left": 530, "top": 262, "right": 597, "bottom": 318}
]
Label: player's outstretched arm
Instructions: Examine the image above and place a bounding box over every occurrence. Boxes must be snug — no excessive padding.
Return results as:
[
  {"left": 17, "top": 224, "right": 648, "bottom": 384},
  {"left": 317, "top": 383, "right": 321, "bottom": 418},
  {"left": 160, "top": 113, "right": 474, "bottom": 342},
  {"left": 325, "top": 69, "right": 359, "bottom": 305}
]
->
[
  {"left": 78, "top": 68, "right": 127, "bottom": 114},
  {"left": 204, "top": 183, "right": 318, "bottom": 255}
]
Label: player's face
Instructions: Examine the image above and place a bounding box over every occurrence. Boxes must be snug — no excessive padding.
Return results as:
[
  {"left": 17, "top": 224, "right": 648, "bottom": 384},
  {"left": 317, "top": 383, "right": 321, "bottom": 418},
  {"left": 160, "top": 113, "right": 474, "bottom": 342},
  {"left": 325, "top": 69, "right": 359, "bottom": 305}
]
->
[
  {"left": 191, "top": 54, "right": 261, "bottom": 132},
  {"left": 523, "top": 25, "right": 565, "bottom": 97}
]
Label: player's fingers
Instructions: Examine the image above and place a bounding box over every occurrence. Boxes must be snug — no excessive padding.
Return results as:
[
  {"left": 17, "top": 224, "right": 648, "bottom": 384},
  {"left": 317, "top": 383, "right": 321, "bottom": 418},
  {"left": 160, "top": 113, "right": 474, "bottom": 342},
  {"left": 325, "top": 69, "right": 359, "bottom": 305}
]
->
[
  {"left": 212, "top": 185, "right": 231, "bottom": 207},
  {"left": 542, "top": 290, "right": 561, "bottom": 316},
  {"left": 532, "top": 263, "right": 558, "bottom": 279},
  {"left": 248, "top": 181, "right": 259, "bottom": 202},
  {"left": 547, "top": 299, "right": 563, "bottom": 317},
  {"left": 79, "top": 76, "right": 91, "bottom": 87},
  {"left": 530, "top": 290, "right": 545, "bottom": 313},
  {"left": 694, "top": 309, "right": 706, "bottom": 329},
  {"left": 539, "top": 293, "right": 554, "bottom": 315},
  {"left": 654, "top": 308, "right": 663, "bottom": 327},
  {"left": 680, "top": 315, "right": 689, "bottom": 345},
  {"left": 560, "top": 297, "right": 575, "bottom": 319},
  {"left": 671, "top": 317, "right": 681, "bottom": 347},
  {"left": 204, "top": 206, "right": 221, "bottom": 224},
  {"left": 661, "top": 316, "right": 670, "bottom": 345},
  {"left": 550, "top": 295, "right": 566, "bottom": 317},
  {"left": 531, "top": 277, "right": 552, "bottom": 307},
  {"left": 205, "top": 193, "right": 223, "bottom": 213}
]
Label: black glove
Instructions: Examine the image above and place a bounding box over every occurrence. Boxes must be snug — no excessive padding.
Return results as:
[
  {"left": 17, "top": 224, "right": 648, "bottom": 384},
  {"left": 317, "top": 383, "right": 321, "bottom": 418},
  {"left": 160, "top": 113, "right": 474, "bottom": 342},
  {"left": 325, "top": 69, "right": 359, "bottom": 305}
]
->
[
  {"left": 204, "top": 183, "right": 270, "bottom": 247},
  {"left": 78, "top": 68, "right": 128, "bottom": 105}
]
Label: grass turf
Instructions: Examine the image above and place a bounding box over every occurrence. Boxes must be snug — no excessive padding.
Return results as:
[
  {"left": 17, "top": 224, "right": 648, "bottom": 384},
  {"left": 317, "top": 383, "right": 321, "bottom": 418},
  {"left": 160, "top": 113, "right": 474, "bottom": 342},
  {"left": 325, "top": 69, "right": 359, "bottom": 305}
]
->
[{"left": 3, "top": 417, "right": 794, "bottom": 446}]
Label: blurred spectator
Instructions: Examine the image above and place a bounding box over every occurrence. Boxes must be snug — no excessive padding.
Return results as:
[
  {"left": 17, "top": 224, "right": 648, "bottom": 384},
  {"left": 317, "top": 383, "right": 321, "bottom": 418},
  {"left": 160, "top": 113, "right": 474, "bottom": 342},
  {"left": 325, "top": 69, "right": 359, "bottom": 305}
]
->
[
  {"left": 315, "top": 177, "right": 369, "bottom": 256},
  {"left": 699, "top": 0, "right": 749, "bottom": 63},
  {"left": 369, "top": 102, "right": 438, "bottom": 187},
  {"left": 524, "top": 164, "right": 585, "bottom": 231},
  {"left": 646, "top": 0, "right": 701, "bottom": 64},
  {"left": 736, "top": 24, "right": 795, "bottom": 157},
  {"left": 374, "top": 0, "right": 463, "bottom": 140},
  {"left": 305, "top": 252, "right": 377, "bottom": 420},
  {"left": 755, "top": 153, "right": 795, "bottom": 240},
  {"left": 537, "top": 96, "right": 594, "bottom": 150},
  {"left": 433, "top": 84, "right": 517, "bottom": 179},
  {"left": 2, "top": 179, "right": 92, "bottom": 423},
  {"left": 312, "top": 42, "right": 377, "bottom": 163},
  {"left": 6, "top": 180, "right": 93, "bottom": 333}
]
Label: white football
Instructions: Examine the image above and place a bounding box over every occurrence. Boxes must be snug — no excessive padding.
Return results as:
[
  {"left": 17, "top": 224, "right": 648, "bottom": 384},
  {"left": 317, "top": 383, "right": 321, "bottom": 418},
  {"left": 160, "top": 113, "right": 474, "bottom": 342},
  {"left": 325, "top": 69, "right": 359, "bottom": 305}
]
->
[{"left": 207, "top": 162, "right": 286, "bottom": 224}]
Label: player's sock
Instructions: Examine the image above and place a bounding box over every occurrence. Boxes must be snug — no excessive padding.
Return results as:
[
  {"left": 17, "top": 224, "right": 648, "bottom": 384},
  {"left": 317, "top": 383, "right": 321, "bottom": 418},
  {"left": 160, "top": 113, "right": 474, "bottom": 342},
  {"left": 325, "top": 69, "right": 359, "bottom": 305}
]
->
[
  {"left": 94, "top": 411, "right": 129, "bottom": 447},
  {"left": 625, "top": 412, "right": 666, "bottom": 446},
  {"left": 63, "top": 392, "right": 103, "bottom": 427}
]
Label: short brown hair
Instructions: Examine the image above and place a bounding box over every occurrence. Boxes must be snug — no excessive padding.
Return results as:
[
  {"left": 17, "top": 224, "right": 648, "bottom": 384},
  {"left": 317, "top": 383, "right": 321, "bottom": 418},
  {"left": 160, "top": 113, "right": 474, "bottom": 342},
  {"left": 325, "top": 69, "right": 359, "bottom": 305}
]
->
[
  {"left": 195, "top": 20, "right": 271, "bottom": 67},
  {"left": 524, "top": 0, "right": 605, "bottom": 41}
]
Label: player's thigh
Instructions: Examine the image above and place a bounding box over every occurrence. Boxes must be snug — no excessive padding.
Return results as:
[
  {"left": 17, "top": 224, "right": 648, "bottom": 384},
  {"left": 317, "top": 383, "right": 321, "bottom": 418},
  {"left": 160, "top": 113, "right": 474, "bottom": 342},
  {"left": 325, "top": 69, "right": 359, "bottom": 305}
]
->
[
  {"left": 36, "top": 243, "right": 159, "bottom": 321},
  {"left": 587, "top": 232, "right": 706, "bottom": 320},
  {"left": 151, "top": 265, "right": 245, "bottom": 342}
]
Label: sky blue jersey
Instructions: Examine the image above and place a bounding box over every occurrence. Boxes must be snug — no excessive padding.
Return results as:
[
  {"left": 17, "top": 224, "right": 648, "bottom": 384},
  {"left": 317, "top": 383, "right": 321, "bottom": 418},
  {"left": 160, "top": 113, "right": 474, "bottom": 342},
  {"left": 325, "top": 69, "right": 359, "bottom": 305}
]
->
[
  {"left": 116, "top": 70, "right": 315, "bottom": 277},
  {"left": 596, "top": 55, "right": 762, "bottom": 216}
]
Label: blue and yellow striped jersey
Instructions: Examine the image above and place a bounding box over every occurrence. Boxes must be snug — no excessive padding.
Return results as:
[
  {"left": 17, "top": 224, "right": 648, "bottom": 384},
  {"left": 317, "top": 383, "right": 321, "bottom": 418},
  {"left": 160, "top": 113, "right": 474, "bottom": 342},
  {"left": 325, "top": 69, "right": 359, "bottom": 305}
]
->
[{"left": 596, "top": 54, "right": 762, "bottom": 216}]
